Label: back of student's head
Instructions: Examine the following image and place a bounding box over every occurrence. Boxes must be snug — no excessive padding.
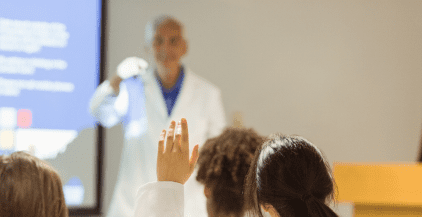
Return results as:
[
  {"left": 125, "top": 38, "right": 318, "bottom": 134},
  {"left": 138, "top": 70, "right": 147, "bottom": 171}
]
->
[
  {"left": 244, "top": 134, "right": 338, "bottom": 217},
  {"left": 0, "top": 151, "right": 68, "bottom": 217},
  {"left": 196, "top": 127, "right": 264, "bottom": 217}
]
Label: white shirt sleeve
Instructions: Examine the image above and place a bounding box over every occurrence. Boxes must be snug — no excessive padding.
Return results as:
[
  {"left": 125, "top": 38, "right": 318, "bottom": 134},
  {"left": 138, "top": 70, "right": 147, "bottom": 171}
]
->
[
  {"left": 89, "top": 80, "right": 129, "bottom": 128},
  {"left": 134, "top": 181, "right": 184, "bottom": 217}
]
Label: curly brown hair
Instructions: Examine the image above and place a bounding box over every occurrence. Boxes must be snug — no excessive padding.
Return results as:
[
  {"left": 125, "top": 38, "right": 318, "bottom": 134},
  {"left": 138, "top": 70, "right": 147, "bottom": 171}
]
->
[{"left": 196, "top": 127, "right": 264, "bottom": 216}]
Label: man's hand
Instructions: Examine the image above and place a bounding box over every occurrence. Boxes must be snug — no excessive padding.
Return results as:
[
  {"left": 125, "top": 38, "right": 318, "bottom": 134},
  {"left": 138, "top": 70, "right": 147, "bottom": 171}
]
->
[
  {"left": 110, "top": 75, "right": 123, "bottom": 95},
  {"left": 117, "top": 57, "right": 149, "bottom": 79},
  {"left": 157, "top": 118, "right": 199, "bottom": 184},
  {"left": 111, "top": 57, "right": 149, "bottom": 95}
]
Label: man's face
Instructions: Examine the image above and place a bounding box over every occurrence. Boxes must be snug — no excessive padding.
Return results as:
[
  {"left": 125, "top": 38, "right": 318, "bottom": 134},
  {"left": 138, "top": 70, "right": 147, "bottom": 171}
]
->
[{"left": 152, "top": 20, "right": 187, "bottom": 68}]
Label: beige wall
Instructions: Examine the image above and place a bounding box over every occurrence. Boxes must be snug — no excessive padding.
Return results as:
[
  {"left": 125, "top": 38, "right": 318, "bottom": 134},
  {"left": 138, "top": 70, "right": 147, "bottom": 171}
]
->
[{"left": 102, "top": 0, "right": 422, "bottom": 215}]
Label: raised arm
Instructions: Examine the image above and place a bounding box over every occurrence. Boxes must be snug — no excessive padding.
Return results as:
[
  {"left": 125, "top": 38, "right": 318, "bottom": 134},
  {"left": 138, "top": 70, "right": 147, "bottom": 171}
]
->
[
  {"left": 89, "top": 57, "right": 148, "bottom": 128},
  {"left": 134, "top": 119, "right": 199, "bottom": 217},
  {"left": 89, "top": 78, "right": 129, "bottom": 128}
]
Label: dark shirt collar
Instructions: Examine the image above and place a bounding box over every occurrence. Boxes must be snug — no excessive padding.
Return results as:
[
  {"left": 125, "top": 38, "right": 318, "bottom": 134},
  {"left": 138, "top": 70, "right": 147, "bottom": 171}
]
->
[{"left": 155, "top": 66, "right": 185, "bottom": 93}]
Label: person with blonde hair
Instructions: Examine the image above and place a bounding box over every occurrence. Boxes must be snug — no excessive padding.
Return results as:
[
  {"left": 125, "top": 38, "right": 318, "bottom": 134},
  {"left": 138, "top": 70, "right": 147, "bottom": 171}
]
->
[{"left": 0, "top": 151, "right": 68, "bottom": 217}]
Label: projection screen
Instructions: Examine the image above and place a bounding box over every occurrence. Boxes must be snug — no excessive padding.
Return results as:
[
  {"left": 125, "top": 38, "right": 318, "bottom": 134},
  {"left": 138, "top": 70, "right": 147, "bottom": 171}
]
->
[{"left": 0, "top": 0, "right": 105, "bottom": 215}]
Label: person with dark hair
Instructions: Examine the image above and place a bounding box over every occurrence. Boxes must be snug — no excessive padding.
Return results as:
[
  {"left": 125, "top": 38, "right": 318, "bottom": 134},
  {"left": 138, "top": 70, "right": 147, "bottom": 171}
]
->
[
  {"left": 134, "top": 119, "right": 263, "bottom": 217},
  {"left": 196, "top": 127, "right": 264, "bottom": 217},
  {"left": 0, "top": 151, "right": 68, "bottom": 217},
  {"left": 244, "top": 134, "right": 338, "bottom": 217}
]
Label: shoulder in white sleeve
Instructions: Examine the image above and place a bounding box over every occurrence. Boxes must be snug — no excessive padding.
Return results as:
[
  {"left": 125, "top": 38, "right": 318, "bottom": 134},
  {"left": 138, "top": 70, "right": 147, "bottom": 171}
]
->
[
  {"left": 207, "top": 88, "right": 226, "bottom": 138},
  {"left": 185, "top": 69, "right": 221, "bottom": 94},
  {"left": 185, "top": 68, "right": 227, "bottom": 138},
  {"left": 186, "top": 69, "right": 226, "bottom": 138},
  {"left": 134, "top": 181, "right": 184, "bottom": 217}
]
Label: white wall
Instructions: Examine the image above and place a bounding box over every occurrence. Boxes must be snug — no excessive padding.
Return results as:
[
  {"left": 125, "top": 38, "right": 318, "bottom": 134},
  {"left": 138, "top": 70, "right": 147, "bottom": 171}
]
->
[{"left": 102, "top": 0, "right": 422, "bottom": 215}]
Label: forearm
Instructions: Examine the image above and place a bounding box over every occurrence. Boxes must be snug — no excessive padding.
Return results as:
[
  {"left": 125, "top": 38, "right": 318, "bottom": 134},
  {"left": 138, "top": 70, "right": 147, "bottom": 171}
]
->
[{"left": 89, "top": 80, "right": 128, "bottom": 127}]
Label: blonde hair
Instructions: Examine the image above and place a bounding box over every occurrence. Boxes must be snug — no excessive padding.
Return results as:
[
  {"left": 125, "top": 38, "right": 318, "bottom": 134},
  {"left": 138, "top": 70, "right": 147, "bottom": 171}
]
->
[{"left": 0, "top": 151, "right": 68, "bottom": 217}]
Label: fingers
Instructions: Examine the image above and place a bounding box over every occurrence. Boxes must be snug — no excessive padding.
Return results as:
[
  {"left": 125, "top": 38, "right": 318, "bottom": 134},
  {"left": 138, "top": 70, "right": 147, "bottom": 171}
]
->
[
  {"left": 181, "top": 118, "right": 189, "bottom": 153},
  {"left": 110, "top": 75, "right": 123, "bottom": 94},
  {"left": 173, "top": 121, "right": 182, "bottom": 152},
  {"left": 165, "top": 121, "right": 176, "bottom": 153},
  {"left": 164, "top": 119, "right": 188, "bottom": 153},
  {"left": 189, "top": 144, "right": 199, "bottom": 176},
  {"left": 137, "top": 57, "right": 149, "bottom": 69},
  {"left": 157, "top": 130, "right": 166, "bottom": 157}
]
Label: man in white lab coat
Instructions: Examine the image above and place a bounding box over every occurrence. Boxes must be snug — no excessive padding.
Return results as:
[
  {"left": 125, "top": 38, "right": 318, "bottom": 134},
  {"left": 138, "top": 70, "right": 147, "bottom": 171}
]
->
[{"left": 89, "top": 15, "right": 226, "bottom": 217}]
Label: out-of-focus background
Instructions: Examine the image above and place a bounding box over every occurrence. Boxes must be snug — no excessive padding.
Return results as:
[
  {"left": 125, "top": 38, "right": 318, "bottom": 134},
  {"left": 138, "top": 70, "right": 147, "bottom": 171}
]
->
[
  {"left": 1, "top": 0, "right": 421, "bottom": 216},
  {"left": 103, "top": 1, "right": 422, "bottom": 216}
]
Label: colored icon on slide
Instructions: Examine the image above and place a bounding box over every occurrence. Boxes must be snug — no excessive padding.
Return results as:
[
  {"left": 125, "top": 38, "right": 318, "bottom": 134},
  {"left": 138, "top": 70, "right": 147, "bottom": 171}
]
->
[
  {"left": 17, "top": 109, "right": 32, "bottom": 128},
  {"left": 0, "top": 107, "right": 17, "bottom": 129},
  {"left": 63, "top": 177, "right": 85, "bottom": 206},
  {"left": 0, "top": 130, "right": 15, "bottom": 150}
]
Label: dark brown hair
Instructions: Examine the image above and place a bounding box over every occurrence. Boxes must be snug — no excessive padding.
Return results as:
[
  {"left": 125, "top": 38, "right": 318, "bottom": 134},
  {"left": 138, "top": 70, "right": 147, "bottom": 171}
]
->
[
  {"left": 244, "top": 134, "right": 338, "bottom": 217},
  {"left": 196, "top": 127, "right": 264, "bottom": 217},
  {"left": 0, "top": 151, "right": 68, "bottom": 217}
]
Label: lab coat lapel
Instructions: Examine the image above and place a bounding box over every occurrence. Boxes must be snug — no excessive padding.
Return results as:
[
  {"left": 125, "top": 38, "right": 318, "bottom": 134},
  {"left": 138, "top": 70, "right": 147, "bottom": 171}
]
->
[
  {"left": 142, "top": 68, "right": 168, "bottom": 121},
  {"left": 170, "top": 68, "right": 194, "bottom": 120}
]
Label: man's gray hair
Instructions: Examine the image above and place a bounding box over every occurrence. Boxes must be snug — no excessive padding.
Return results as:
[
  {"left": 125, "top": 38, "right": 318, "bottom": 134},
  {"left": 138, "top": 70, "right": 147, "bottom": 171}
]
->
[{"left": 144, "top": 15, "right": 184, "bottom": 48}]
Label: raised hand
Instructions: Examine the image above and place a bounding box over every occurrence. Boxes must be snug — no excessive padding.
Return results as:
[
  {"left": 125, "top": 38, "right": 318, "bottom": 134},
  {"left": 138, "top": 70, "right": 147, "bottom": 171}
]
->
[{"left": 157, "top": 118, "right": 199, "bottom": 184}]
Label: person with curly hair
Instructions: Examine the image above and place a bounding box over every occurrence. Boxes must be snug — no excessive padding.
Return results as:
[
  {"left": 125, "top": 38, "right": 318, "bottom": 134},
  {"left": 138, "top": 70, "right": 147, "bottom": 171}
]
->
[
  {"left": 134, "top": 119, "right": 263, "bottom": 217},
  {"left": 0, "top": 151, "right": 68, "bottom": 217},
  {"left": 196, "top": 127, "right": 264, "bottom": 217}
]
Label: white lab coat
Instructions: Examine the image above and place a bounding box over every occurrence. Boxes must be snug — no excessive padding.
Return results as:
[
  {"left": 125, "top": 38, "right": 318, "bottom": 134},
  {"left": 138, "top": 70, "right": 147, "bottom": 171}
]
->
[
  {"left": 134, "top": 181, "right": 185, "bottom": 217},
  {"left": 90, "top": 66, "right": 226, "bottom": 217},
  {"left": 134, "top": 182, "right": 273, "bottom": 217}
]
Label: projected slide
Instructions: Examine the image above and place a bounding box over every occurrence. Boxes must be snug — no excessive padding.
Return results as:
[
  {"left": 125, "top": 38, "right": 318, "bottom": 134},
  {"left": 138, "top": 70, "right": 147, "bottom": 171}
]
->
[{"left": 0, "top": 0, "right": 102, "bottom": 208}]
